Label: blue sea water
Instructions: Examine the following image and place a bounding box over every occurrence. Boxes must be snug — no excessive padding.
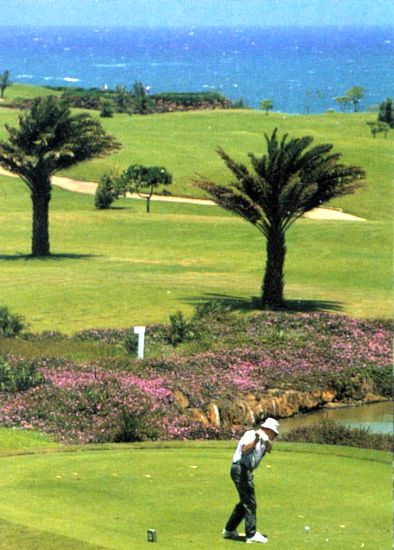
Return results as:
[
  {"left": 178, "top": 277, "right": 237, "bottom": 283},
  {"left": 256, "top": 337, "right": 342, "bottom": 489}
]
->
[{"left": 0, "top": 26, "right": 393, "bottom": 113}]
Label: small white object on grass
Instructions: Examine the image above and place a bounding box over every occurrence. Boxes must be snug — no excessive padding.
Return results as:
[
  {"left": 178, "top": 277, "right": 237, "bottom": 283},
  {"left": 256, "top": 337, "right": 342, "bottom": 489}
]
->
[{"left": 304, "top": 526, "right": 310, "bottom": 532}]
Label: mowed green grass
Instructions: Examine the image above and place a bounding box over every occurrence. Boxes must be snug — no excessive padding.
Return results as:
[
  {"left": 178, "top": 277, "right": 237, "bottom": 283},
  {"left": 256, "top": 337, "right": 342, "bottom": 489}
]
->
[
  {"left": 0, "top": 174, "right": 391, "bottom": 330},
  {"left": 0, "top": 440, "right": 391, "bottom": 550},
  {"left": 0, "top": 103, "right": 392, "bottom": 327}
]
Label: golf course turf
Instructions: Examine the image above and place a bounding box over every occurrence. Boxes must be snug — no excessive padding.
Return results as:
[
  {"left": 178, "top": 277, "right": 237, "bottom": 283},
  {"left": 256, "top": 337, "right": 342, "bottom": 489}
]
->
[
  {"left": 0, "top": 440, "right": 391, "bottom": 549},
  {"left": 0, "top": 87, "right": 392, "bottom": 549},
  {"left": 0, "top": 174, "right": 391, "bottom": 331}
]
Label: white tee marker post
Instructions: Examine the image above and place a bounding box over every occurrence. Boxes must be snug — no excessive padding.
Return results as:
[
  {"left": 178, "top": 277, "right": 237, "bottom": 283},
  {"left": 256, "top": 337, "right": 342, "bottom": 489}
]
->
[{"left": 134, "top": 326, "right": 146, "bottom": 359}]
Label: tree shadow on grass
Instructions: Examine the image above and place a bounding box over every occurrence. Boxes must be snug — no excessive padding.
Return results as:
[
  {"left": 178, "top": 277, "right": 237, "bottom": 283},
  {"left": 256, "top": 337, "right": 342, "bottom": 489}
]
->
[
  {"left": 285, "top": 299, "right": 343, "bottom": 313},
  {"left": 183, "top": 293, "right": 258, "bottom": 312},
  {"left": 0, "top": 253, "right": 98, "bottom": 261},
  {"left": 183, "top": 292, "right": 343, "bottom": 314}
]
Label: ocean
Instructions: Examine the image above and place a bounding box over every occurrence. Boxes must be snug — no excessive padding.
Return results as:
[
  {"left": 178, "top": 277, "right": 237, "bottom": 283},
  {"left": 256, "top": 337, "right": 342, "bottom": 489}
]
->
[{"left": 0, "top": 25, "right": 393, "bottom": 113}]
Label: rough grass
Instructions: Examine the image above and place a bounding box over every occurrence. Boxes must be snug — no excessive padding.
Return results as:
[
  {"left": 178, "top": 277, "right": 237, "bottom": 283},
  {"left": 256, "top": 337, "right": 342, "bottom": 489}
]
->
[
  {"left": 0, "top": 441, "right": 391, "bottom": 549},
  {"left": 0, "top": 427, "right": 58, "bottom": 451}
]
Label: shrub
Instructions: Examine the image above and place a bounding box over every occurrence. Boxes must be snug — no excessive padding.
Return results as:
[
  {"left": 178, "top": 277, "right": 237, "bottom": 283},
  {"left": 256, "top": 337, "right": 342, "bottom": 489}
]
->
[
  {"left": 0, "top": 306, "right": 26, "bottom": 337},
  {"left": 168, "top": 311, "right": 196, "bottom": 346},
  {"left": 94, "top": 172, "right": 119, "bottom": 209},
  {"left": 0, "top": 358, "right": 46, "bottom": 392},
  {"left": 124, "top": 333, "right": 138, "bottom": 355},
  {"left": 282, "top": 418, "right": 392, "bottom": 451},
  {"left": 114, "top": 407, "right": 161, "bottom": 442},
  {"left": 100, "top": 99, "right": 114, "bottom": 118}
]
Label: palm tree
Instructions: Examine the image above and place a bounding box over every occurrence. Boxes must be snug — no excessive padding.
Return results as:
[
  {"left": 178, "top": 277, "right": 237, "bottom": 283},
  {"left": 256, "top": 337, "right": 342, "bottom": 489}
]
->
[
  {"left": 0, "top": 96, "right": 120, "bottom": 256},
  {"left": 196, "top": 128, "right": 365, "bottom": 309}
]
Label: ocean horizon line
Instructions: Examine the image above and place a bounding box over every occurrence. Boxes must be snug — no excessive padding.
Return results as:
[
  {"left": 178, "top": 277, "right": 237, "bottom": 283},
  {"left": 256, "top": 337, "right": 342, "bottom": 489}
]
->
[{"left": 1, "top": 23, "right": 393, "bottom": 29}]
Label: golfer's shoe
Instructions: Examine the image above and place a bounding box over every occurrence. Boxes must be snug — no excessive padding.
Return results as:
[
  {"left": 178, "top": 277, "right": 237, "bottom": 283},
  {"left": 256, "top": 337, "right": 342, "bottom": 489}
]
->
[
  {"left": 246, "top": 531, "right": 268, "bottom": 544},
  {"left": 222, "top": 528, "right": 239, "bottom": 540}
]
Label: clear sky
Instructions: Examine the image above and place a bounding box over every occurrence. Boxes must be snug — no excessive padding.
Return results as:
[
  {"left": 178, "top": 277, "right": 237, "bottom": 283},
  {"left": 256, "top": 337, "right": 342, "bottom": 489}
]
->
[{"left": 0, "top": 0, "right": 393, "bottom": 27}]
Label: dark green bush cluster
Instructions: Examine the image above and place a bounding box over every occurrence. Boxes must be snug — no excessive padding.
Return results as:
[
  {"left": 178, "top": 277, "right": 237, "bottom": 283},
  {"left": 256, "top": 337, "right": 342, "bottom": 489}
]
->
[
  {"left": 94, "top": 171, "right": 126, "bottom": 209},
  {"left": 124, "top": 333, "right": 138, "bottom": 355},
  {"left": 100, "top": 99, "right": 115, "bottom": 118},
  {"left": 378, "top": 97, "right": 393, "bottom": 128},
  {"left": 152, "top": 91, "right": 230, "bottom": 107},
  {"left": 0, "top": 357, "right": 46, "bottom": 392},
  {"left": 55, "top": 86, "right": 105, "bottom": 109},
  {"left": 42, "top": 85, "right": 232, "bottom": 113},
  {"left": 114, "top": 407, "right": 161, "bottom": 442},
  {"left": 282, "top": 418, "right": 392, "bottom": 451},
  {"left": 0, "top": 306, "right": 25, "bottom": 337},
  {"left": 168, "top": 311, "right": 196, "bottom": 346},
  {"left": 94, "top": 173, "right": 117, "bottom": 209}
]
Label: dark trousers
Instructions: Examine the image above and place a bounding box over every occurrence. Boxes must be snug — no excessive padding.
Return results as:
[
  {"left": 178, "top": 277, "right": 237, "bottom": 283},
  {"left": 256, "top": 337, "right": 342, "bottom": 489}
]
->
[{"left": 225, "top": 463, "right": 256, "bottom": 538}]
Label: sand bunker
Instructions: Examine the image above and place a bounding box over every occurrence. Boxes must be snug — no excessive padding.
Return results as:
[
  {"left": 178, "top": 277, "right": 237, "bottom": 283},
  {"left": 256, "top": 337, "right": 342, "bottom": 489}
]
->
[{"left": 0, "top": 168, "right": 365, "bottom": 221}]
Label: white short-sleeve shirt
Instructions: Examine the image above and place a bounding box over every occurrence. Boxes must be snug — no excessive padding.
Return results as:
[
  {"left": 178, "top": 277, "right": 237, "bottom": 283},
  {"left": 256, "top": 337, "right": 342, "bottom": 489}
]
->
[{"left": 232, "top": 429, "right": 269, "bottom": 470}]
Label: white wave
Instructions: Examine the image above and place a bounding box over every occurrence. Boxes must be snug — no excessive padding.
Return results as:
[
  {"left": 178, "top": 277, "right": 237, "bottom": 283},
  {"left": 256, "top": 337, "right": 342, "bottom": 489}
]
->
[
  {"left": 93, "top": 63, "right": 128, "bottom": 68},
  {"left": 64, "top": 77, "right": 80, "bottom": 82},
  {"left": 17, "top": 74, "right": 33, "bottom": 79}
]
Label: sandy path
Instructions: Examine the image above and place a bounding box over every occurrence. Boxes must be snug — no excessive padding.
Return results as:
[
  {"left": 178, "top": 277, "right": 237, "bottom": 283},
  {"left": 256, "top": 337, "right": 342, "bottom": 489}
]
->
[{"left": 0, "top": 168, "right": 365, "bottom": 221}]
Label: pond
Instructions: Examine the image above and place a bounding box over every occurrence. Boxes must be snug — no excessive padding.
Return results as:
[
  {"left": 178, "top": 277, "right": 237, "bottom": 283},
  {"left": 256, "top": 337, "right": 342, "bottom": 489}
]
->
[{"left": 279, "top": 401, "right": 393, "bottom": 435}]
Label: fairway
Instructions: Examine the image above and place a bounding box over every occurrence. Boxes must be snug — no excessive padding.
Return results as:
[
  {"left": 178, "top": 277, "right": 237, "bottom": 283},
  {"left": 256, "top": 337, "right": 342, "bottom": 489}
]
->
[
  {"left": 0, "top": 173, "right": 391, "bottom": 330},
  {"left": 0, "top": 105, "right": 392, "bottom": 328},
  {"left": 0, "top": 442, "right": 391, "bottom": 549}
]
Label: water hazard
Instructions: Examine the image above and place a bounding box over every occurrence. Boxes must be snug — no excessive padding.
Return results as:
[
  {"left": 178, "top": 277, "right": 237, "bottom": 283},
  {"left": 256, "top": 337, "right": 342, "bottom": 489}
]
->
[{"left": 279, "top": 402, "right": 392, "bottom": 435}]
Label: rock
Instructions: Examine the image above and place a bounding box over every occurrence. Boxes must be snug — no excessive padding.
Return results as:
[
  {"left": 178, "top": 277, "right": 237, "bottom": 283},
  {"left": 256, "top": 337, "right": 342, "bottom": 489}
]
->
[
  {"left": 321, "top": 390, "right": 336, "bottom": 403},
  {"left": 191, "top": 408, "right": 210, "bottom": 426},
  {"left": 173, "top": 390, "right": 189, "bottom": 410},
  {"left": 300, "top": 390, "right": 322, "bottom": 411},
  {"left": 351, "top": 377, "right": 375, "bottom": 400},
  {"left": 245, "top": 393, "right": 258, "bottom": 408},
  {"left": 363, "top": 393, "right": 388, "bottom": 403},
  {"left": 323, "top": 402, "right": 350, "bottom": 409},
  {"left": 235, "top": 400, "right": 255, "bottom": 425},
  {"left": 207, "top": 402, "right": 221, "bottom": 428},
  {"left": 254, "top": 398, "right": 277, "bottom": 418}
]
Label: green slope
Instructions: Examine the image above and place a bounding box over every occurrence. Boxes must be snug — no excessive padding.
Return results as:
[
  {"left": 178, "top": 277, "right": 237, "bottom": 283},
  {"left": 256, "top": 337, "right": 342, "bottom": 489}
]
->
[{"left": 0, "top": 104, "right": 392, "bottom": 219}]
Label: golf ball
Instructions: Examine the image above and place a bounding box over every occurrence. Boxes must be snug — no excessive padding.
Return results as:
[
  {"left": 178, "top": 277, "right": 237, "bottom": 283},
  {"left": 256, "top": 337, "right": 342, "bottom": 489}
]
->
[{"left": 304, "top": 526, "right": 310, "bottom": 532}]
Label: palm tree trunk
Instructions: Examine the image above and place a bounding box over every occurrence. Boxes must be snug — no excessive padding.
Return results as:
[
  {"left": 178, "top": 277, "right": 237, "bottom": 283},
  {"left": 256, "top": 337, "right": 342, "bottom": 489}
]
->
[
  {"left": 31, "top": 191, "right": 51, "bottom": 256},
  {"left": 262, "top": 225, "right": 286, "bottom": 308}
]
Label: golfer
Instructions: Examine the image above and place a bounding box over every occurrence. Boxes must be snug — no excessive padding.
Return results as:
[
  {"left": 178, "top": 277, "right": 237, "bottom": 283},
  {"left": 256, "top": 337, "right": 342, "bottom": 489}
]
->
[{"left": 222, "top": 417, "right": 279, "bottom": 544}]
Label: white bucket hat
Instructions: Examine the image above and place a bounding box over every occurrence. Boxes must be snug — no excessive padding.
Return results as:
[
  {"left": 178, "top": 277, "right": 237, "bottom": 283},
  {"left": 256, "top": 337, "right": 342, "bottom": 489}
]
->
[{"left": 261, "top": 417, "right": 280, "bottom": 434}]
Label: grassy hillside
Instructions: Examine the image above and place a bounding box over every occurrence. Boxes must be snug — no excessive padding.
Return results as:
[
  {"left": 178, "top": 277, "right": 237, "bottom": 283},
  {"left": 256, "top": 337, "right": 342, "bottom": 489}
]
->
[
  {"left": 0, "top": 89, "right": 391, "bottom": 328},
  {"left": 0, "top": 83, "right": 62, "bottom": 102},
  {"left": 0, "top": 174, "right": 391, "bottom": 329},
  {"left": 0, "top": 98, "right": 392, "bottom": 220}
]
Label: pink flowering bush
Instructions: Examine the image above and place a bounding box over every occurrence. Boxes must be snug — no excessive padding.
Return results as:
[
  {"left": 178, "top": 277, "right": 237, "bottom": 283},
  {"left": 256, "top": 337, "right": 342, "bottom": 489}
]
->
[{"left": 0, "top": 312, "right": 391, "bottom": 444}]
